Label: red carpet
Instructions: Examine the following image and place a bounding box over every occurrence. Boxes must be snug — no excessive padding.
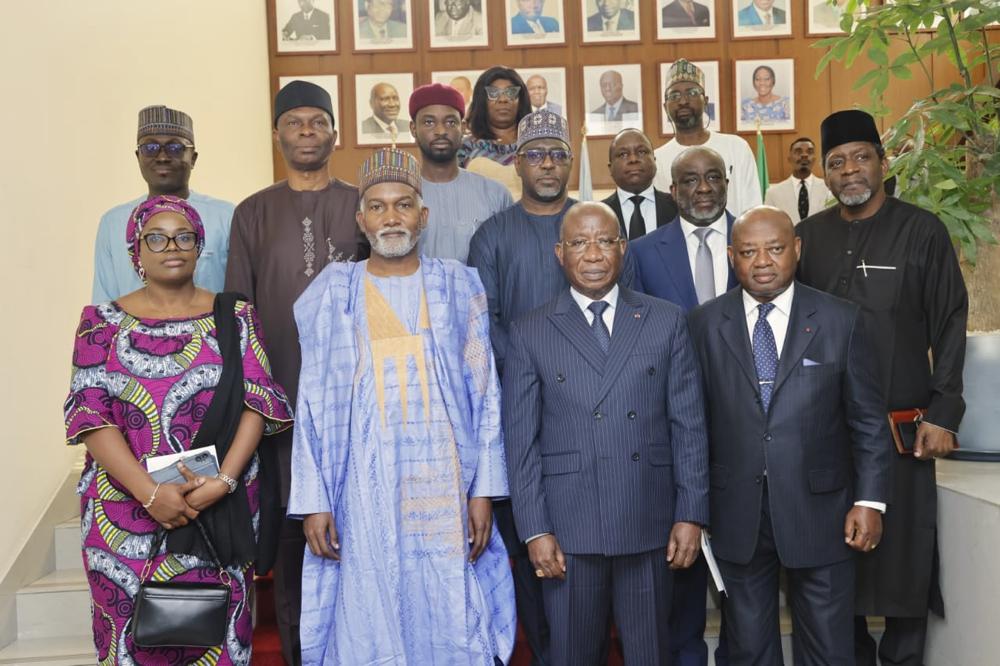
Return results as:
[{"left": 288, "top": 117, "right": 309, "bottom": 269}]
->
[{"left": 252, "top": 574, "right": 624, "bottom": 665}]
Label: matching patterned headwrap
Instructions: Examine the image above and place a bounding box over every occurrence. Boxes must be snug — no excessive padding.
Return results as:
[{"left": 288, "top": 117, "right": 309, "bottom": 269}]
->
[
  {"left": 666, "top": 59, "right": 706, "bottom": 90},
  {"left": 358, "top": 147, "right": 422, "bottom": 196},
  {"left": 125, "top": 195, "right": 205, "bottom": 280}
]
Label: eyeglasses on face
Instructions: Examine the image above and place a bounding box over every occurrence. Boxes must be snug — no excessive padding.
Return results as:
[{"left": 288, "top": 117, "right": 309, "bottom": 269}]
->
[
  {"left": 485, "top": 85, "right": 521, "bottom": 101},
  {"left": 137, "top": 141, "right": 193, "bottom": 159},
  {"left": 562, "top": 237, "right": 624, "bottom": 253},
  {"left": 518, "top": 147, "right": 572, "bottom": 166},
  {"left": 141, "top": 231, "right": 198, "bottom": 253},
  {"left": 665, "top": 87, "right": 705, "bottom": 102}
]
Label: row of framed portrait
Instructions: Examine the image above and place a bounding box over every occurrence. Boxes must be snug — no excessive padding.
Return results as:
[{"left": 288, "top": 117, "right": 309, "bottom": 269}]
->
[
  {"left": 281, "top": 59, "right": 799, "bottom": 148},
  {"left": 276, "top": 0, "right": 857, "bottom": 54}
]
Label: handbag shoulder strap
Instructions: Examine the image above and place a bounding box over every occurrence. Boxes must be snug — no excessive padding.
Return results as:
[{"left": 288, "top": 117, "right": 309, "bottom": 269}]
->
[{"left": 141, "top": 519, "right": 227, "bottom": 583}]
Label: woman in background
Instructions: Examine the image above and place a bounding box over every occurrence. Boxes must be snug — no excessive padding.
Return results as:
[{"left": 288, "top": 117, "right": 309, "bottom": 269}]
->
[
  {"left": 740, "top": 65, "right": 790, "bottom": 124},
  {"left": 64, "top": 195, "right": 292, "bottom": 664},
  {"left": 458, "top": 66, "right": 533, "bottom": 198}
]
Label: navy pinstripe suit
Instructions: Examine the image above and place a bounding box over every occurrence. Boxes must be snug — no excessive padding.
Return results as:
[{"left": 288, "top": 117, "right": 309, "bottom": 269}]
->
[{"left": 503, "top": 286, "right": 709, "bottom": 664}]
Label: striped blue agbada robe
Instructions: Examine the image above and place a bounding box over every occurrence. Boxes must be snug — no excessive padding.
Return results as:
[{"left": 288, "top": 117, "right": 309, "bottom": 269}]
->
[{"left": 288, "top": 258, "right": 516, "bottom": 665}]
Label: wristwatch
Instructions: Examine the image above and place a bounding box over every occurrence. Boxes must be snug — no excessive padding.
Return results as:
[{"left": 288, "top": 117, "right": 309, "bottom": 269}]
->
[{"left": 216, "top": 472, "right": 238, "bottom": 494}]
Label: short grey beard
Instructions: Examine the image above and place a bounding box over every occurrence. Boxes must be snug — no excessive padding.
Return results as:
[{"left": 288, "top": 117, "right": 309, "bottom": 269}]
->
[
  {"left": 837, "top": 188, "right": 873, "bottom": 207},
  {"left": 682, "top": 202, "right": 725, "bottom": 225},
  {"left": 368, "top": 228, "right": 419, "bottom": 258}
]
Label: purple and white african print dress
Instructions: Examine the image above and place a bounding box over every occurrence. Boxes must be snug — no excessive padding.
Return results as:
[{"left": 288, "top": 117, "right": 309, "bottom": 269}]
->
[{"left": 63, "top": 300, "right": 292, "bottom": 665}]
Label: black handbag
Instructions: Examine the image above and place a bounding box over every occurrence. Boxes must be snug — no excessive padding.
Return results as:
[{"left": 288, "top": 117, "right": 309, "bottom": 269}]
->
[{"left": 131, "top": 519, "right": 232, "bottom": 648}]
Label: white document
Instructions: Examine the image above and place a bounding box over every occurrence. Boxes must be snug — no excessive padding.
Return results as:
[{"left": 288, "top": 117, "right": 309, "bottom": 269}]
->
[
  {"left": 701, "top": 531, "right": 727, "bottom": 596},
  {"left": 145, "top": 445, "right": 220, "bottom": 473}
]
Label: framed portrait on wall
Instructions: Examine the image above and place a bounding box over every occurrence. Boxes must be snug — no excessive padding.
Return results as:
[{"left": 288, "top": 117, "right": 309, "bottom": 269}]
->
[
  {"left": 807, "top": 0, "right": 849, "bottom": 35},
  {"left": 580, "top": 0, "right": 641, "bottom": 44},
  {"left": 519, "top": 67, "right": 568, "bottom": 118},
  {"left": 730, "top": 0, "right": 792, "bottom": 38},
  {"left": 582, "top": 64, "right": 643, "bottom": 137},
  {"left": 354, "top": 73, "right": 416, "bottom": 145},
  {"left": 505, "top": 0, "right": 566, "bottom": 47},
  {"left": 656, "top": 0, "right": 716, "bottom": 41},
  {"left": 734, "top": 59, "right": 795, "bottom": 132},
  {"left": 658, "top": 60, "right": 720, "bottom": 136},
  {"left": 353, "top": 0, "right": 414, "bottom": 51},
  {"left": 429, "top": 0, "right": 490, "bottom": 49},
  {"left": 430, "top": 69, "right": 485, "bottom": 113},
  {"left": 275, "top": 0, "right": 337, "bottom": 53},
  {"left": 278, "top": 75, "right": 342, "bottom": 146}
]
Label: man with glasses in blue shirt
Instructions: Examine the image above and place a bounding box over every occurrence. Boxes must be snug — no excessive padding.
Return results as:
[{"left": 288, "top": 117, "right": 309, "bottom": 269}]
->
[{"left": 92, "top": 105, "right": 233, "bottom": 302}]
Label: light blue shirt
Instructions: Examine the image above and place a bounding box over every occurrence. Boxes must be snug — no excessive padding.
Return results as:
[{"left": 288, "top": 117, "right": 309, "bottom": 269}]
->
[
  {"left": 419, "top": 169, "right": 513, "bottom": 263},
  {"left": 91, "top": 191, "right": 235, "bottom": 302}
]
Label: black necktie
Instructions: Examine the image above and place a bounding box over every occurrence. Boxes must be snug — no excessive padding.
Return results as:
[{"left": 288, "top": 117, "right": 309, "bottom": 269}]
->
[
  {"left": 588, "top": 301, "right": 611, "bottom": 353},
  {"left": 798, "top": 179, "right": 809, "bottom": 220},
  {"left": 628, "top": 195, "right": 646, "bottom": 240}
]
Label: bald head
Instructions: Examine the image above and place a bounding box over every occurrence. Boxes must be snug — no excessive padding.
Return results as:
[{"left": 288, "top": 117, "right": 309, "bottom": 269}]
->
[
  {"left": 729, "top": 205, "right": 800, "bottom": 303},
  {"left": 556, "top": 202, "right": 625, "bottom": 300}
]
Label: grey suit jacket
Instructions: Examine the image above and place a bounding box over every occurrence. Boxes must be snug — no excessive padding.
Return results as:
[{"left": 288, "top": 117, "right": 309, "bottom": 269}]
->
[
  {"left": 360, "top": 116, "right": 408, "bottom": 136},
  {"left": 591, "top": 98, "right": 640, "bottom": 121},
  {"left": 687, "top": 284, "right": 890, "bottom": 568},
  {"left": 503, "top": 287, "right": 709, "bottom": 556}
]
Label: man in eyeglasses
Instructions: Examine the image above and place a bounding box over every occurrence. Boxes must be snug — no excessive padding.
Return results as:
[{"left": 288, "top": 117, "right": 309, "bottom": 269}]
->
[
  {"left": 502, "top": 201, "right": 709, "bottom": 665},
  {"left": 469, "top": 108, "right": 637, "bottom": 665},
  {"left": 653, "top": 60, "right": 761, "bottom": 219},
  {"left": 92, "top": 105, "right": 234, "bottom": 302}
]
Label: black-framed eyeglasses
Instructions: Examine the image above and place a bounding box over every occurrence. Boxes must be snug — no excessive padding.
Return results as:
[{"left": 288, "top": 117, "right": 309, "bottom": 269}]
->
[
  {"left": 665, "top": 87, "right": 705, "bottom": 102},
  {"left": 137, "top": 141, "right": 193, "bottom": 159},
  {"left": 485, "top": 85, "right": 521, "bottom": 101},
  {"left": 141, "top": 232, "right": 198, "bottom": 252},
  {"left": 561, "top": 237, "right": 624, "bottom": 254},
  {"left": 518, "top": 148, "right": 572, "bottom": 166}
]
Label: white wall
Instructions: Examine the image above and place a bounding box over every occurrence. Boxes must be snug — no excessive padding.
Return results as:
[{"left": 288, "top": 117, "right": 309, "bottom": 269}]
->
[{"left": 0, "top": 1, "right": 273, "bottom": 580}]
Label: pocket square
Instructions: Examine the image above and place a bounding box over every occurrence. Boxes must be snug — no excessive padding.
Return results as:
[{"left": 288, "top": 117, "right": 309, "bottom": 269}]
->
[{"left": 802, "top": 358, "right": 822, "bottom": 367}]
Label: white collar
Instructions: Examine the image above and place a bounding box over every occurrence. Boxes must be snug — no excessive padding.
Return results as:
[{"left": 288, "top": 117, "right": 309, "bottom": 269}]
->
[
  {"left": 679, "top": 213, "right": 727, "bottom": 240},
  {"left": 742, "top": 282, "right": 795, "bottom": 319},
  {"left": 616, "top": 184, "right": 655, "bottom": 207},
  {"left": 571, "top": 284, "right": 620, "bottom": 313}
]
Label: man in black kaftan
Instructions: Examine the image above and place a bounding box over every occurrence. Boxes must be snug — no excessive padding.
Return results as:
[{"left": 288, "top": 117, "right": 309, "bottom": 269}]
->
[{"left": 796, "top": 110, "right": 967, "bottom": 666}]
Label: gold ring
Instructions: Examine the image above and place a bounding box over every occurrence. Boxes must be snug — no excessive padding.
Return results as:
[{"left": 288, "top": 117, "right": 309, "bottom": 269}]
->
[{"left": 535, "top": 568, "right": 545, "bottom": 578}]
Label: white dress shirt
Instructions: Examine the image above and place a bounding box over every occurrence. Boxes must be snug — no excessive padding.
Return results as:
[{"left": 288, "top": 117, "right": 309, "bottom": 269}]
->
[
  {"left": 763, "top": 173, "right": 833, "bottom": 224},
  {"left": 571, "top": 284, "right": 619, "bottom": 334},
  {"left": 602, "top": 12, "right": 621, "bottom": 31},
  {"left": 751, "top": 4, "right": 775, "bottom": 24},
  {"left": 604, "top": 98, "right": 622, "bottom": 120},
  {"left": 679, "top": 214, "right": 729, "bottom": 299},
  {"left": 741, "top": 284, "right": 886, "bottom": 513},
  {"left": 616, "top": 186, "right": 657, "bottom": 236}
]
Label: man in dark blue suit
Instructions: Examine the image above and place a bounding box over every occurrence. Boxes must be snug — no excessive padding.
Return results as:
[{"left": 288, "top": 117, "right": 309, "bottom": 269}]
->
[
  {"left": 630, "top": 146, "right": 735, "bottom": 666},
  {"left": 737, "top": 0, "right": 787, "bottom": 26},
  {"left": 632, "top": 147, "right": 737, "bottom": 312},
  {"left": 511, "top": 0, "right": 560, "bottom": 33},
  {"left": 687, "top": 207, "right": 890, "bottom": 664},
  {"left": 503, "top": 202, "right": 709, "bottom": 665}
]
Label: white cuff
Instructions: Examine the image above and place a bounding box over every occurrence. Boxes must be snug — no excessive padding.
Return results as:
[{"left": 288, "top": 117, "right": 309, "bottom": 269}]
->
[
  {"left": 854, "top": 500, "right": 886, "bottom": 514},
  {"left": 525, "top": 532, "right": 551, "bottom": 543}
]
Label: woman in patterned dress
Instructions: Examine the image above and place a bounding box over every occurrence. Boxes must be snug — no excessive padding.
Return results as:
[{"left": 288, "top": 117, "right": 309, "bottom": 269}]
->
[
  {"left": 63, "top": 195, "right": 292, "bottom": 665},
  {"left": 740, "top": 64, "right": 791, "bottom": 125},
  {"left": 458, "top": 66, "right": 533, "bottom": 199}
]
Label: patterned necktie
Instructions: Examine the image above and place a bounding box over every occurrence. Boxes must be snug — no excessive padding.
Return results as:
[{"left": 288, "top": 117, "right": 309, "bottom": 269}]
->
[
  {"left": 628, "top": 195, "right": 646, "bottom": 240},
  {"left": 753, "top": 303, "right": 778, "bottom": 411},
  {"left": 693, "top": 227, "right": 716, "bottom": 304},
  {"left": 764, "top": 12, "right": 773, "bottom": 25},
  {"left": 798, "top": 179, "right": 809, "bottom": 220},
  {"left": 588, "top": 301, "right": 611, "bottom": 353}
]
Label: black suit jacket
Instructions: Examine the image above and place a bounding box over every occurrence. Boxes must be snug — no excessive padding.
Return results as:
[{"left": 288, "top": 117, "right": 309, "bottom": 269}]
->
[
  {"left": 602, "top": 189, "right": 678, "bottom": 239},
  {"left": 661, "top": 0, "right": 711, "bottom": 27},
  {"left": 686, "top": 283, "right": 890, "bottom": 569}
]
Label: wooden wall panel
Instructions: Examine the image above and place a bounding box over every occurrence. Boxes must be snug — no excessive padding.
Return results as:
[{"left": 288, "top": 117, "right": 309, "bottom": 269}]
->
[{"left": 266, "top": 0, "right": 987, "bottom": 189}]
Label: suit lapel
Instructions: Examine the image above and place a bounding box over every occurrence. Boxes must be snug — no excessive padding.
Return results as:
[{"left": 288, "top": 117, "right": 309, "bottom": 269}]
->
[
  {"left": 548, "top": 290, "right": 606, "bottom": 375},
  {"left": 594, "top": 288, "right": 648, "bottom": 406},
  {"left": 771, "top": 286, "right": 820, "bottom": 398},
  {"left": 654, "top": 190, "right": 675, "bottom": 229},
  {"left": 724, "top": 212, "right": 739, "bottom": 291},
  {"left": 605, "top": 194, "right": 627, "bottom": 238},
  {"left": 717, "top": 290, "right": 760, "bottom": 393},
  {"left": 654, "top": 219, "right": 700, "bottom": 311}
]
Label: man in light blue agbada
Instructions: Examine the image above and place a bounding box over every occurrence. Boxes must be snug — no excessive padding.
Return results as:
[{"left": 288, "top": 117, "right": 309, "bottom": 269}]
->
[
  {"left": 92, "top": 105, "right": 233, "bottom": 302},
  {"left": 288, "top": 147, "right": 515, "bottom": 665}
]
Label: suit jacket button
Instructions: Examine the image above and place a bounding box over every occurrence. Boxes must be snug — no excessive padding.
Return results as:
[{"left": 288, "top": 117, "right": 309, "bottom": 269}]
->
[
  {"left": 763, "top": 433, "right": 773, "bottom": 442},
  {"left": 556, "top": 373, "right": 565, "bottom": 382},
  {"left": 755, "top": 475, "right": 762, "bottom": 484},
  {"left": 593, "top": 411, "right": 602, "bottom": 420},
  {"left": 647, "top": 366, "right": 655, "bottom": 375},
  {"left": 627, "top": 410, "right": 636, "bottom": 419},
  {"left": 631, "top": 452, "right": 640, "bottom": 461}
]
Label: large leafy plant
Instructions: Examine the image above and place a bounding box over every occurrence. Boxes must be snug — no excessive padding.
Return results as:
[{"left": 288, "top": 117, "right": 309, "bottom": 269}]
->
[{"left": 815, "top": 0, "right": 999, "bottom": 262}]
